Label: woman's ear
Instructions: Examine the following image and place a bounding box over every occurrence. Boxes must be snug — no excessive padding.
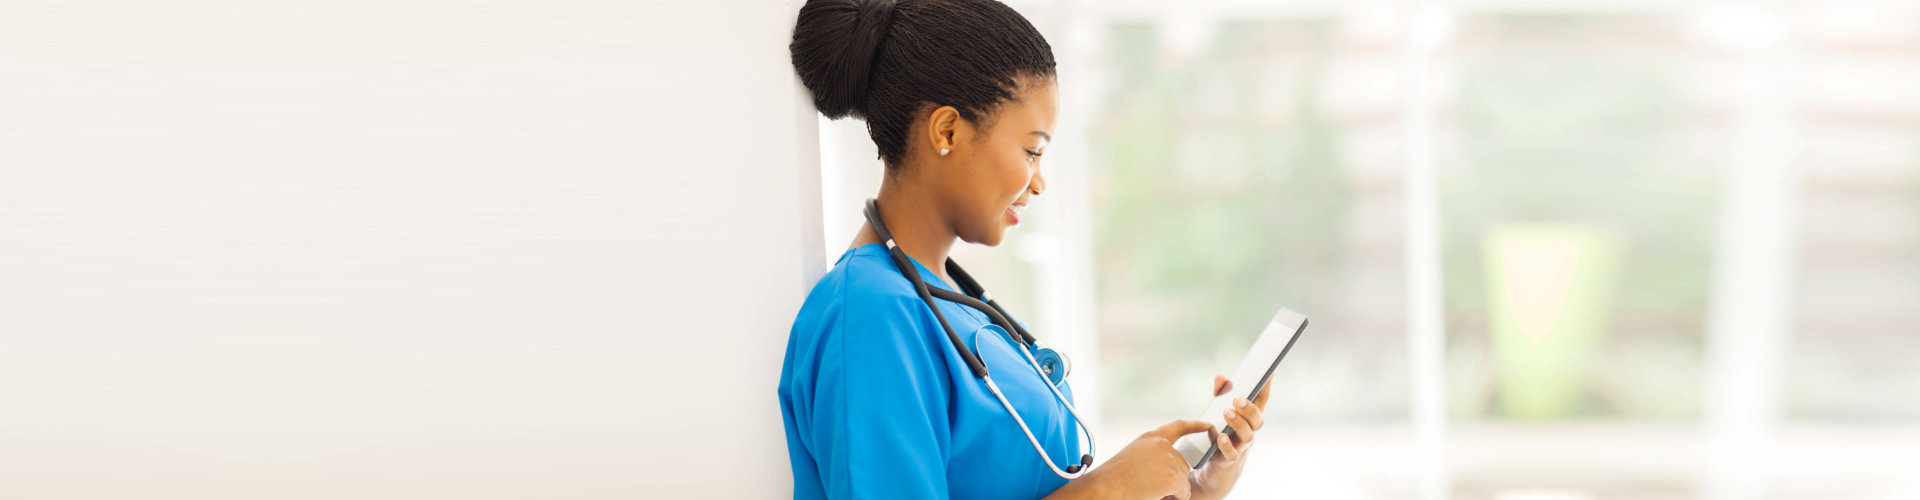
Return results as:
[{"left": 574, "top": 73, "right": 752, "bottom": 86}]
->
[{"left": 926, "top": 105, "right": 960, "bottom": 158}]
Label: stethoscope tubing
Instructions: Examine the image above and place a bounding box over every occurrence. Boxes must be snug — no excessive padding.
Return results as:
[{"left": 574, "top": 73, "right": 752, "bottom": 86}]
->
[{"left": 864, "top": 199, "right": 1097, "bottom": 479}]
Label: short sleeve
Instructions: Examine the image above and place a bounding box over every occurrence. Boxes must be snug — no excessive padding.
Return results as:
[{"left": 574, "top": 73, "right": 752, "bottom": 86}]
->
[{"left": 809, "top": 292, "right": 954, "bottom": 499}]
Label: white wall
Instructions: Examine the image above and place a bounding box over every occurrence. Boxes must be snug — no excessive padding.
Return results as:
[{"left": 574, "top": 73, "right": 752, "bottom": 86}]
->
[{"left": 0, "top": 1, "right": 815, "bottom": 498}]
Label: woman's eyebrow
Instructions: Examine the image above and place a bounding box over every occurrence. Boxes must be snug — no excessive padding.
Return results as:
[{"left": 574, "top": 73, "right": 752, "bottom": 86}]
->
[{"left": 1030, "top": 131, "right": 1051, "bottom": 144}]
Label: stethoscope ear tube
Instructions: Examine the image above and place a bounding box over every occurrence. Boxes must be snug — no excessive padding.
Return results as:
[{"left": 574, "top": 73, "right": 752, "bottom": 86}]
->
[
  {"left": 891, "top": 243, "right": 991, "bottom": 379},
  {"left": 931, "top": 288, "right": 1068, "bottom": 386},
  {"left": 868, "top": 200, "right": 990, "bottom": 379},
  {"left": 946, "top": 260, "right": 1039, "bottom": 347}
]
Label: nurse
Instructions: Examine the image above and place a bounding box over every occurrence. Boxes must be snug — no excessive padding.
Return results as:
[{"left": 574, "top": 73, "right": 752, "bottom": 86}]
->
[{"left": 778, "top": 0, "right": 1272, "bottom": 499}]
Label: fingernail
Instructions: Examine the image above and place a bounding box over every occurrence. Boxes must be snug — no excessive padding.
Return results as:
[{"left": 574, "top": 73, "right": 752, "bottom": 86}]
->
[
  {"left": 1235, "top": 398, "right": 1248, "bottom": 408},
  {"left": 1225, "top": 409, "right": 1237, "bottom": 420}
]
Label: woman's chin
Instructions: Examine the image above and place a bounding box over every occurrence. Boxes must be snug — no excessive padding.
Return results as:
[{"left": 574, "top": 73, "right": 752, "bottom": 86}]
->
[
  {"left": 975, "top": 229, "right": 1008, "bottom": 247},
  {"left": 961, "top": 222, "right": 1014, "bottom": 247}
]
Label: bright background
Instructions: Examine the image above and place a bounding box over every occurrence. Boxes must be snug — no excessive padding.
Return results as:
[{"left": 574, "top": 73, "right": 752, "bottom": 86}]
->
[
  {"left": 818, "top": 1, "right": 1920, "bottom": 499},
  {"left": 3, "top": 1, "right": 815, "bottom": 498},
  {"left": 5, "top": 0, "right": 1915, "bottom": 499}
]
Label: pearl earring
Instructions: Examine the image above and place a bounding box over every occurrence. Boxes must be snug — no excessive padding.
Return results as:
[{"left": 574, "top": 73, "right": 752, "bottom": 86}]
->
[{"left": 939, "top": 148, "right": 950, "bottom": 156}]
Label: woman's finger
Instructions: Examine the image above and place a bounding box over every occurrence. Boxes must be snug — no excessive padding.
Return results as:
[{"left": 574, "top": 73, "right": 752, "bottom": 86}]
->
[
  {"left": 1254, "top": 378, "right": 1273, "bottom": 408},
  {"left": 1213, "top": 375, "right": 1232, "bottom": 397},
  {"left": 1235, "top": 397, "right": 1266, "bottom": 431},
  {"left": 1145, "top": 419, "right": 1214, "bottom": 442},
  {"left": 1223, "top": 405, "right": 1256, "bottom": 448},
  {"left": 1214, "top": 430, "right": 1241, "bottom": 462}
]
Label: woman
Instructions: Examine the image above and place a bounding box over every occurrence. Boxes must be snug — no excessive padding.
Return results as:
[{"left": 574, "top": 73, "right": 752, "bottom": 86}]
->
[{"left": 777, "top": 0, "right": 1271, "bottom": 498}]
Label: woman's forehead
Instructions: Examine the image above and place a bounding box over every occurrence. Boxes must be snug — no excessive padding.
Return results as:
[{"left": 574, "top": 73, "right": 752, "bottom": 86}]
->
[{"left": 999, "top": 84, "right": 1058, "bottom": 137}]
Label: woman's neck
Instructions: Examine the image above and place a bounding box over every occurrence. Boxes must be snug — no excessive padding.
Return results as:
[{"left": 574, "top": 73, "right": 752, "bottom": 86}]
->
[{"left": 852, "top": 180, "right": 958, "bottom": 288}]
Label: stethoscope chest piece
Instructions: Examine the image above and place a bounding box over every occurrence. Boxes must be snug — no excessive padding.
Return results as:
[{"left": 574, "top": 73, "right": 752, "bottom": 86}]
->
[
  {"left": 972, "top": 325, "right": 1072, "bottom": 388},
  {"left": 1033, "top": 347, "right": 1069, "bottom": 387}
]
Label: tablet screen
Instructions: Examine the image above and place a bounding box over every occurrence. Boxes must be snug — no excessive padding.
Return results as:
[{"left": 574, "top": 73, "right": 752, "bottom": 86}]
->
[{"left": 1173, "top": 308, "right": 1309, "bottom": 468}]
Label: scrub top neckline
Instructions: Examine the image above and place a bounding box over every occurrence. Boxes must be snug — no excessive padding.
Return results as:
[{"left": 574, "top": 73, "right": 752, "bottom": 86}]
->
[{"left": 848, "top": 242, "right": 968, "bottom": 296}]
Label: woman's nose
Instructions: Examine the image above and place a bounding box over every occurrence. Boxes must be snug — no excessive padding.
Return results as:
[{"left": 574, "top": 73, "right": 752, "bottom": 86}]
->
[{"left": 1029, "top": 171, "right": 1046, "bottom": 196}]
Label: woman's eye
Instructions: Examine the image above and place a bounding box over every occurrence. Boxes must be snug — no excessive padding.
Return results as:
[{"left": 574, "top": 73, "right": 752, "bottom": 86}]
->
[{"left": 1024, "top": 149, "right": 1042, "bottom": 161}]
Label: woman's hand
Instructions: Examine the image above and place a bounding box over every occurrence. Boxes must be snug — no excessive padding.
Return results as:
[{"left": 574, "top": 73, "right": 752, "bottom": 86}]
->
[
  {"left": 1188, "top": 374, "right": 1272, "bottom": 500},
  {"left": 1048, "top": 419, "right": 1214, "bottom": 500}
]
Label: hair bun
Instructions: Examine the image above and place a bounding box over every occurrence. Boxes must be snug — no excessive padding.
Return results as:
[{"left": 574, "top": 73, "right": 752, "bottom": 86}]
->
[{"left": 789, "top": 0, "right": 896, "bottom": 119}]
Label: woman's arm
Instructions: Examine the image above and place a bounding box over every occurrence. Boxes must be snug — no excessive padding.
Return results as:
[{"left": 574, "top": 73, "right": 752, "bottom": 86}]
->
[
  {"left": 1042, "top": 420, "right": 1216, "bottom": 500},
  {"left": 1038, "top": 476, "right": 1108, "bottom": 500},
  {"left": 795, "top": 293, "right": 958, "bottom": 498}
]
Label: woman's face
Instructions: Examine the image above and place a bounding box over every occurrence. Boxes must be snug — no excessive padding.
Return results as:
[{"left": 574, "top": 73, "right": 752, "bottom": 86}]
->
[{"left": 940, "top": 79, "right": 1058, "bottom": 247}]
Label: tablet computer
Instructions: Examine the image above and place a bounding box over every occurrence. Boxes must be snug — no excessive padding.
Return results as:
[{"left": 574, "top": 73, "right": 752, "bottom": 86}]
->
[{"left": 1172, "top": 308, "right": 1309, "bottom": 468}]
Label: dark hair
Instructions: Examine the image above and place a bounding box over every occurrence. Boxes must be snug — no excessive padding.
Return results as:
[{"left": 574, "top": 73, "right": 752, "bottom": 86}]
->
[{"left": 790, "top": 0, "right": 1056, "bottom": 170}]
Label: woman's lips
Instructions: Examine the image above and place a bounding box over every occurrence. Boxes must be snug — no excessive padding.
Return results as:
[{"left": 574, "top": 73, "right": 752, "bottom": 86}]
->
[{"left": 1006, "top": 204, "right": 1025, "bottom": 226}]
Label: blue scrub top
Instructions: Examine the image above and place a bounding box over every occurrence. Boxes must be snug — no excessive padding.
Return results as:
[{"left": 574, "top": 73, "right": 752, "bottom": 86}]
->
[{"left": 779, "top": 243, "right": 1083, "bottom": 500}]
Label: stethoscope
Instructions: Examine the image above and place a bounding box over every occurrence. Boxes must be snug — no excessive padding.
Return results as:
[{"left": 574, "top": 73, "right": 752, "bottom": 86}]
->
[{"left": 863, "top": 198, "right": 1098, "bottom": 479}]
